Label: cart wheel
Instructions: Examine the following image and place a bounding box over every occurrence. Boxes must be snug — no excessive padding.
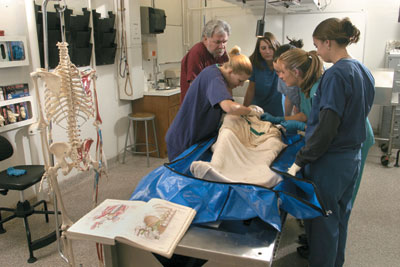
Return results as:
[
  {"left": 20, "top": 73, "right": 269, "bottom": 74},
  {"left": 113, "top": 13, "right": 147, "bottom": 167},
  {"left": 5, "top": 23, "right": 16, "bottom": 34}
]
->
[
  {"left": 380, "top": 143, "right": 388, "bottom": 153},
  {"left": 381, "top": 155, "right": 389, "bottom": 166}
]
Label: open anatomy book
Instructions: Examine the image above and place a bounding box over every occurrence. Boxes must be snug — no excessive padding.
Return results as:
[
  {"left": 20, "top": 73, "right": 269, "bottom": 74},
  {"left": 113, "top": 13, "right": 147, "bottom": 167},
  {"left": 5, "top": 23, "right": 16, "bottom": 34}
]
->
[{"left": 66, "top": 198, "right": 196, "bottom": 258}]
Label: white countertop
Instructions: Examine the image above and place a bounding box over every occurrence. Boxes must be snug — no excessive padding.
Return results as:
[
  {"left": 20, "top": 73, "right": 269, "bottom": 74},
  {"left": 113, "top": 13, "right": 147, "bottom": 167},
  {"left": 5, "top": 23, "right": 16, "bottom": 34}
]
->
[
  {"left": 144, "top": 87, "right": 181, "bottom": 96},
  {"left": 371, "top": 69, "right": 394, "bottom": 88},
  {"left": 371, "top": 69, "right": 397, "bottom": 106}
]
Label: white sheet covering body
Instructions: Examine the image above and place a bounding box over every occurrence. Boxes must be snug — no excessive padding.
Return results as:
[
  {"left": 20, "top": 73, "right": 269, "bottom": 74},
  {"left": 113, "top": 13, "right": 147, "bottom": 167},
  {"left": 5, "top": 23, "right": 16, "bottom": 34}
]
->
[{"left": 190, "top": 114, "right": 286, "bottom": 188}]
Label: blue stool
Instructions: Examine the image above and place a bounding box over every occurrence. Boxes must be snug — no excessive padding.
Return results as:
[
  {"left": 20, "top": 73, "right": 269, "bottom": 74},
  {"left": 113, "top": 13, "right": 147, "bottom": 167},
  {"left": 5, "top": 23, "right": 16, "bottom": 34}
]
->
[{"left": 123, "top": 112, "right": 160, "bottom": 167}]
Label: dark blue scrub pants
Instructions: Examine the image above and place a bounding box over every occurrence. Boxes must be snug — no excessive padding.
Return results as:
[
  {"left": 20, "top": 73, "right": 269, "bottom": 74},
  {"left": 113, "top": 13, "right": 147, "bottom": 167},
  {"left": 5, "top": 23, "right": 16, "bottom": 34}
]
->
[{"left": 304, "top": 148, "right": 361, "bottom": 267}]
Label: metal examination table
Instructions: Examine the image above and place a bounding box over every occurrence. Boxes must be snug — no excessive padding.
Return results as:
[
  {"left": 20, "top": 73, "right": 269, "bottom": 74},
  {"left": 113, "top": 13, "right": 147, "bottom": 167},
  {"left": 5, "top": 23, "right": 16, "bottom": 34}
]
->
[{"left": 103, "top": 214, "right": 286, "bottom": 267}]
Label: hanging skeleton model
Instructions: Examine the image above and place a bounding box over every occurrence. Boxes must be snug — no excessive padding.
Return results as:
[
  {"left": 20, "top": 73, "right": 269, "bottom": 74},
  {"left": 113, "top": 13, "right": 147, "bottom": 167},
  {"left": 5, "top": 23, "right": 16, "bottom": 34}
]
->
[{"left": 30, "top": 42, "right": 107, "bottom": 265}]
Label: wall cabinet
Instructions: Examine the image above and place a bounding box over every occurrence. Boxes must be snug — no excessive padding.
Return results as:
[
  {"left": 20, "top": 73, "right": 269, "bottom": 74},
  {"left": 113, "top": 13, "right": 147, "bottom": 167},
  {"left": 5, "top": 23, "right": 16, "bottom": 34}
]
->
[
  {"left": 131, "top": 93, "right": 180, "bottom": 158},
  {"left": 154, "top": 0, "right": 184, "bottom": 64}
]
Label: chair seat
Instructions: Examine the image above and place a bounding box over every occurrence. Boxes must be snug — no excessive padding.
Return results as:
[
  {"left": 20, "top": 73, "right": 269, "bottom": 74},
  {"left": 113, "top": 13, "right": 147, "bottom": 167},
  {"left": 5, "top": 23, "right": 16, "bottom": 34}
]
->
[
  {"left": 128, "top": 112, "right": 155, "bottom": 121},
  {"left": 0, "top": 165, "right": 45, "bottom": 191}
]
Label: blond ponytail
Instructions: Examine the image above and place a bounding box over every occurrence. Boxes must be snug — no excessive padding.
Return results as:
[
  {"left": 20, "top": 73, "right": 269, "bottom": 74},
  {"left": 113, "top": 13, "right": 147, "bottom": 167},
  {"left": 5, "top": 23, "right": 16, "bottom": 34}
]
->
[{"left": 223, "top": 45, "right": 252, "bottom": 76}]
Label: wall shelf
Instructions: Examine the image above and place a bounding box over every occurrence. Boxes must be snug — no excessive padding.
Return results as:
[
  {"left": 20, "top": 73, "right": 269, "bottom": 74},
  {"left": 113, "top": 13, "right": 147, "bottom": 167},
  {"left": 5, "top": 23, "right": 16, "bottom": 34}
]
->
[
  {"left": 0, "top": 36, "right": 30, "bottom": 68},
  {"left": 0, "top": 117, "right": 36, "bottom": 133},
  {"left": 0, "top": 34, "right": 36, "bottom": 133},
  {"left": 0, "top": 94, "right": 36, "bottom": 133}
]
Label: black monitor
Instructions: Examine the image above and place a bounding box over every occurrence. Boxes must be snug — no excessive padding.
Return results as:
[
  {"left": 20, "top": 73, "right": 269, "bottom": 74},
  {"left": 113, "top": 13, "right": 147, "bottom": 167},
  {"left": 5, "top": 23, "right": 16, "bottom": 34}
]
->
[{"left": 141, "top": 7, "right": 166, "bottom": 34}]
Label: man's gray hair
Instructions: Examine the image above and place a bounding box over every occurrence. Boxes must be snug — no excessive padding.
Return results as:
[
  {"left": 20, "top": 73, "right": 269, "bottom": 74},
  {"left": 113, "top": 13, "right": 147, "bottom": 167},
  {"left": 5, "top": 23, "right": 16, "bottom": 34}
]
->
[{"left": 202, "top": 19, "right": 231, "bottom": 38}]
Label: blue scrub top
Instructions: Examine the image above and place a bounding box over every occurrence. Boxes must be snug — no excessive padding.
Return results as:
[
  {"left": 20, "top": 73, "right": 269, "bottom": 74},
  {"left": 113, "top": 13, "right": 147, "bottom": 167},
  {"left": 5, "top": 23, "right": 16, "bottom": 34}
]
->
[
  {"left": 165, "top": 64, "right": 233, "bottom": 160},
  {"left": 306, "top": 58, "right": 375, "bottom": 151},
  {"left": 249, "top": 61, "right": 283, "bottom": 116},
  {"left": 300, "top": 80, "right": 319, "bottom": 118},
  {"left": 277, "top": 78, "right": 301, "bottom": 109}
]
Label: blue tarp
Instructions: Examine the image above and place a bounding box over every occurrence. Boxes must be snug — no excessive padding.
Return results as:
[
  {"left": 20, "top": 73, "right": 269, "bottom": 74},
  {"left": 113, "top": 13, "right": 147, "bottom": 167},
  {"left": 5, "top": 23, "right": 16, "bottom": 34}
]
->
[{"left": 130, "top": 134, "right": 327, "bottom": 231}]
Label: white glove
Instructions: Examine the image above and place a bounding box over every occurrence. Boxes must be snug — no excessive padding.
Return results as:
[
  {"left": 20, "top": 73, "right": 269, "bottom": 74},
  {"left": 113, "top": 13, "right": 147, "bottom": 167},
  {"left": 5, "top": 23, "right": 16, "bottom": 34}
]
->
[
  {"left": 248, "top": 105, "right": 264, "bottom": 118},
  {"left": 288, "top": 163, "right": 301, "bottom": 176}
]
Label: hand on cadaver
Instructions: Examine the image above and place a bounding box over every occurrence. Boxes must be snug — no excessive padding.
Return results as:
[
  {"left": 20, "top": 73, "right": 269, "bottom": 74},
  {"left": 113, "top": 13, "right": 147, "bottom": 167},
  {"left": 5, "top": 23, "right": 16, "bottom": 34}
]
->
[
  {"left": 248, "top": 105, "right": 264, "bottom": 118},
  {"left": 260, "top": 112, "right": 285, "bottom": 124}
]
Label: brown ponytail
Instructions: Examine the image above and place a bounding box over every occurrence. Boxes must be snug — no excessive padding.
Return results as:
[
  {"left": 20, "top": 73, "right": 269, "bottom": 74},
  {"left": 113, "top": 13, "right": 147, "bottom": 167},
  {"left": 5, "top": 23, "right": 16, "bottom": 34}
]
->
[
  {"left": 277, "top": 48, "right": 323, "bottom": 97},
  {"left": 312, "top": 17, "right": 360, "bottom": 46}
]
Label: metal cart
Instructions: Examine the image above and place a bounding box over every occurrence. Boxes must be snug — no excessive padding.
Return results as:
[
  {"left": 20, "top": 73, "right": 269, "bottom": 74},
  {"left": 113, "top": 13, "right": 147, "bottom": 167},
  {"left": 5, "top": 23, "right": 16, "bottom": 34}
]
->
[{"left": 372, "top": 68, "right": 400, "bottom": 167}]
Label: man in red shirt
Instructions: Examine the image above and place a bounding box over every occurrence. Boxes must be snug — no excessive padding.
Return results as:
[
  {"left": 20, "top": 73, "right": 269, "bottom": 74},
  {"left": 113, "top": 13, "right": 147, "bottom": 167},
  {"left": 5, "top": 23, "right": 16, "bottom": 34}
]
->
[{"left": 180, "top": 19, "right": 231, "bottom": 103}]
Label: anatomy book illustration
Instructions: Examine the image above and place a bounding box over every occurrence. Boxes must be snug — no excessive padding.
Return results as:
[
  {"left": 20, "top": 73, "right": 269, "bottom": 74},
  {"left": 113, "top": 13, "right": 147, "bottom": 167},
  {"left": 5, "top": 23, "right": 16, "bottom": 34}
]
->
[{"left": 66, "top": 198, "right": 196, "bottom": 258}]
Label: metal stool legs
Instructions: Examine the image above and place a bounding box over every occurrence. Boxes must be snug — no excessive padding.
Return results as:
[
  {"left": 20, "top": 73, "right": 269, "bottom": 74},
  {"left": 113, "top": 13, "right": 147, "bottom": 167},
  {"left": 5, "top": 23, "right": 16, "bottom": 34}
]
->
[
  {"left": 152, "top": 119, "right": 160, "bottom": 158},
  {"left": 144, "top": 120, "right": 149, "bottom": 167},
  {"left": 123, "top": 114, "right": 159, "bottom": 167},
  {"left": 123, "top": 119, "right": 132, "bottom": 164}
]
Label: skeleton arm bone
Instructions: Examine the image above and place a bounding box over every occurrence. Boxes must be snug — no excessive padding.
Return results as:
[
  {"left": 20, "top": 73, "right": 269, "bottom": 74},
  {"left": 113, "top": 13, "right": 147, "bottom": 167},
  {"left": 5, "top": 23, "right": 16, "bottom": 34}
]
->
[{"left": 30, "top": 72, "right": 52, "bottom": 170}]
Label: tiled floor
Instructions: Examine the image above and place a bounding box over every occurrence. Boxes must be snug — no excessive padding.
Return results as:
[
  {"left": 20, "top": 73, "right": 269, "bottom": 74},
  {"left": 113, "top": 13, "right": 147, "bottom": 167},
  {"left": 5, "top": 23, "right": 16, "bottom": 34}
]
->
[{"left": 1, "top": 145, "right": 399, "bottom": 266}]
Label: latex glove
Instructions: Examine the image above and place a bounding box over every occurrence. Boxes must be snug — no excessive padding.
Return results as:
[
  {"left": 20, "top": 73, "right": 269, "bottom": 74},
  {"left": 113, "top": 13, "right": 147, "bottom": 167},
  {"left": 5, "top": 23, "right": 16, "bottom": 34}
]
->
[
  {"left": 7, "top": 167, "right": 27, "bottom": 176},
  {"left": 281, "top": 120, "right": 306, "bottom": 133},
  {"left": 260, "top": 112, "right": 285, "bottom": 124},
  {"left": 288, "top": 163, "right": 301, "bottom": 176},
  {"left": 248, "top": 105, "right": 264, "bottom": 118}
]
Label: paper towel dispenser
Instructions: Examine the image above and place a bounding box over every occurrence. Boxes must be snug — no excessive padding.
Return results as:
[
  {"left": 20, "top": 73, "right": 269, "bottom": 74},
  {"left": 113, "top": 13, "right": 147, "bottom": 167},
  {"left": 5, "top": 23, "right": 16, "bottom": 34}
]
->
[{"left": 140, "top": 7, "right": 166, "bottom": 34}]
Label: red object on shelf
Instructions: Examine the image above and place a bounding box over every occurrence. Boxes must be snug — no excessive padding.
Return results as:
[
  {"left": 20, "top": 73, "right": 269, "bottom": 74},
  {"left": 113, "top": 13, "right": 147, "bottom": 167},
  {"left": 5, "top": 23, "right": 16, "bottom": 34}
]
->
[{"left": 0, "top": 30, "right": 4, "bottom": 36}]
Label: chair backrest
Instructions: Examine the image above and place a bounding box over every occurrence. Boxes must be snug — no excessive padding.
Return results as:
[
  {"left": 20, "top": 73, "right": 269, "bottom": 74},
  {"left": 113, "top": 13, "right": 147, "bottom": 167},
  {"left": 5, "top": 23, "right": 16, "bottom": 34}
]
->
[{"left": 0, "top": 135, "right": 13, "bottom": 161}]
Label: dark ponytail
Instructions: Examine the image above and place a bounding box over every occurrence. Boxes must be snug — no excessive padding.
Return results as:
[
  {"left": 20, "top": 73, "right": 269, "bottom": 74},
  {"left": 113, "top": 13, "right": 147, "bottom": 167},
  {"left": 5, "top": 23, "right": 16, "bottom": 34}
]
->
[
  {"left": 273, "top": 37, "right": 304, "bottom": 62},
  {"left": 341, "top": 18, "right": 360, "bottom": 44},
  {"left": 313, "top": 17, "right": 360, "bottom": 46},
  {"left": 287, "top": 36, "right": 304, "bottom": 49}
]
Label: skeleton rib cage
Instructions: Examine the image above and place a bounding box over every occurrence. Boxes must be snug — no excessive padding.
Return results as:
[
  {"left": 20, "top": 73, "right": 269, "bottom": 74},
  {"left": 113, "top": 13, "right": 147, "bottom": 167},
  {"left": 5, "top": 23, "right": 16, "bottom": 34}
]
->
[{"left": 44, "top": 42, "right": 95, "bottom": 166}]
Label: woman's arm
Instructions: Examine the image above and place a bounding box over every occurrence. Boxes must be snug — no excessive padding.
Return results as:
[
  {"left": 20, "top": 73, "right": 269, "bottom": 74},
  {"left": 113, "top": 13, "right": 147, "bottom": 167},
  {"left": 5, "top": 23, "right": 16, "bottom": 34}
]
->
[
  {"left": 243, "top": 81, "right": 255, "bottom": 107},
  {"left": 284, "top": 112, "right": 308, "bottom": 122},
  {"left": 219, "top": 99, "right": 253, "bottom": 116},
  {"left": 295, "top": 109, "right": 341, "bottom": 167},
  {"left": 288, "top": 108, "right": 340, "bottom": 175},
  {"left": 284, "top": 97, "right": 294, "bottom": 116}
]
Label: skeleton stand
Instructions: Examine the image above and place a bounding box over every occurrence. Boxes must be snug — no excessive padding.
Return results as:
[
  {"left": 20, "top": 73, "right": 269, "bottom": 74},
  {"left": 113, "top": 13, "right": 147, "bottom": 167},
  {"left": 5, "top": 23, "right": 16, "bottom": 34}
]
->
[{"left": 31, "top": 1, "right": 106, "bottom": 265}]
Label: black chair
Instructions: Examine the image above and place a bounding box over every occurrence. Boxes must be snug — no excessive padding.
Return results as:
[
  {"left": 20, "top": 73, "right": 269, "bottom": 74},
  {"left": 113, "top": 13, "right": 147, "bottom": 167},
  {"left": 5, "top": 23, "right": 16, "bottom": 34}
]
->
[{"left": 0, "top": 135, "right": 58, "bottom": 263}]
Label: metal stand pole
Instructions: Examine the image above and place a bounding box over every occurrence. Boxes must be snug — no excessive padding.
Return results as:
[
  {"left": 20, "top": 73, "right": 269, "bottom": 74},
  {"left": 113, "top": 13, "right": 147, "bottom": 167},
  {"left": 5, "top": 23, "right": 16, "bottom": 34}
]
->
[{"left": 41, "top": 0, "right": 69, "bottom": 264}]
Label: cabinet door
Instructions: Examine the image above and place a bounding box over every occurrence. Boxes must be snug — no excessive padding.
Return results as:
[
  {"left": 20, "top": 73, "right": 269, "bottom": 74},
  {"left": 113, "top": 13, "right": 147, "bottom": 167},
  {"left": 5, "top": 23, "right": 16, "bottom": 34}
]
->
[
  {"left": 388, "top": 56, "right": 400, "bottom": 93},
  {"left": 388, "top": 56, "right": 400, "bottom": 70},
  {"left": 168, "top": 93, "right": 180, "bottom": 125},
  {"left": 168, "top": 105, "right": 180, "bottom": 126}
]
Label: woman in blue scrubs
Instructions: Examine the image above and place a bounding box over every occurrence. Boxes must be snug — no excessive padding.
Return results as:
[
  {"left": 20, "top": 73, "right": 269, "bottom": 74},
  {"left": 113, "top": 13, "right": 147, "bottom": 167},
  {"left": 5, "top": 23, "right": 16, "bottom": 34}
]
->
[
  {"left": 165, "top": 46, "right": 264, "bottom": 161},
  {"left": 273, "top": 38, "right": 304, "bottom": 116},
  {"left": 288, "top": 17, "right": 375, "bottom": 267},
  {"left": 243, "top": 32, "right": 283, "bottom": 116},
  {"left": 269, "top": 48, "right": 324, "bottom": 132}
]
